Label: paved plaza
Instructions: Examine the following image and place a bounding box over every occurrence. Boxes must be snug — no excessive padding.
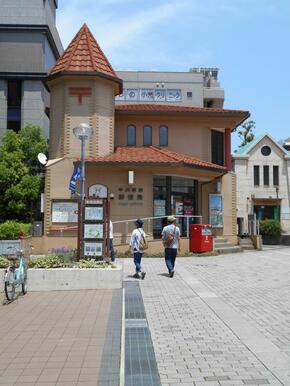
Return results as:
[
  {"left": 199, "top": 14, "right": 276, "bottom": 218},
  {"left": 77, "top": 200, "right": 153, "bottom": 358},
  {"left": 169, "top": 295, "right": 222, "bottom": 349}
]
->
[
  {"left": 1, "top": 246, "right": 290, "bottom": 385},
  {"left": 124, "top": 247, "right": 290, "bottom": 386}
]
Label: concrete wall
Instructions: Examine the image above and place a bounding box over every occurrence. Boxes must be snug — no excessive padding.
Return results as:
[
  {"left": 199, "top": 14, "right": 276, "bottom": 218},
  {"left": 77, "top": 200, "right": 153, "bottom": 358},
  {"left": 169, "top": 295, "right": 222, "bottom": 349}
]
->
[{"left": 0, "top": 80, "right": 7, "bottom": 137}]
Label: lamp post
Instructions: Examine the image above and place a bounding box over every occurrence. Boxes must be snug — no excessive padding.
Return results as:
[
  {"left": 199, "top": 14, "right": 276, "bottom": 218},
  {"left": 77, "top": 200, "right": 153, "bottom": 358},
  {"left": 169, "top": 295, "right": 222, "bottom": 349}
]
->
[
  {"left": 275, "top": 186, "right": 279, "bottom": 221},
  {"left": 73, "top": 123, "right": 93, "bottom": 259}
]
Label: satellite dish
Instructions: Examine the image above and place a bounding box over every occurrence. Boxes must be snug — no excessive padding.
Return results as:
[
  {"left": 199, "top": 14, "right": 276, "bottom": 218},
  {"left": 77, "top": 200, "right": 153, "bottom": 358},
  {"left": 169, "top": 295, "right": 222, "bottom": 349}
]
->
[{"left": 37, "top": 153, "right": 47, "bottom": 165}]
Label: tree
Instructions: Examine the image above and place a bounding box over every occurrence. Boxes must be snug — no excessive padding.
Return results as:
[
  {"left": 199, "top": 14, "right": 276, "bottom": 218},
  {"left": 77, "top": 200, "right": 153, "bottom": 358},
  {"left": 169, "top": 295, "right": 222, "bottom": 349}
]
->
[
  {"left": 0, "top": 125, "right": 48, "bottom": 222},
  {"left": 237, "top": 120, "right": 256, "bottom": 147}
]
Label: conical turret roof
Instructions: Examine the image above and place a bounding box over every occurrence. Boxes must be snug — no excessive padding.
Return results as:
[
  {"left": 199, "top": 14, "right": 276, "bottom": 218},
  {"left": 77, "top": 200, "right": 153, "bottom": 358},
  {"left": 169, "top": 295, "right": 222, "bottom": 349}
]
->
[{"left": 47, "top": 24, "right": 122, "bottom": 93}]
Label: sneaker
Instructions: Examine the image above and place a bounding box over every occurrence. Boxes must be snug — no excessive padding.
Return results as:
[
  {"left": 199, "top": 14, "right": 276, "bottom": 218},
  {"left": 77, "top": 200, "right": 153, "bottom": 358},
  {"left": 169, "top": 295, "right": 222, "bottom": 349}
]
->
[
  {"left": 141, "top": 271, "right": 146, "bottom": 280},
  {"left": 169, "top": 271, "right": 174, "bottom": 278},
  {"left": 133, "top": 272, "right": 140, "bottom": 279}
]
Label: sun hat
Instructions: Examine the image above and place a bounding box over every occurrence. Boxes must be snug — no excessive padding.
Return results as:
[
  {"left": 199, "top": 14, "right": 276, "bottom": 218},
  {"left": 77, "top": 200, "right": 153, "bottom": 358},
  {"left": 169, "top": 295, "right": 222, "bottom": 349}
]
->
[
  {"left": 167, "top": 215, "right": 176, "bottom": 223},
  {"left": 134, "top": 218, "right": 143, "bottom": 227}
]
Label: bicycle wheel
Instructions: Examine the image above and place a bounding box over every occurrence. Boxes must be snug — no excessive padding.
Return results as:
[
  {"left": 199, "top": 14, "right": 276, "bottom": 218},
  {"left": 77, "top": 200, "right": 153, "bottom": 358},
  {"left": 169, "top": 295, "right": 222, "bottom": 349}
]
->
[
  {"left": 4, "top": 270, "right": 16, "bottom": 301},
  {"left": 21, "top": 270, "right": 27, "bottom": 295}
]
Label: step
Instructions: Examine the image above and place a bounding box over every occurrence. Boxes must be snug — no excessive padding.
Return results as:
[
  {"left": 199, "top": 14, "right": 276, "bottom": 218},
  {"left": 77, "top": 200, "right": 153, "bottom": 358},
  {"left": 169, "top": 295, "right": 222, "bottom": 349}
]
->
[{"left": 215, "top": 245, "right": 243, "bottom": 254}]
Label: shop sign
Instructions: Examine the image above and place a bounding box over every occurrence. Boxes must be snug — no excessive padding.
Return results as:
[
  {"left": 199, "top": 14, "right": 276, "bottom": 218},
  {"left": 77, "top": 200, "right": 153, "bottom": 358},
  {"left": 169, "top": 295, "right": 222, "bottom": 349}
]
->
[{"left": 52, "top": 201, "right": 78, "bottom": 223}]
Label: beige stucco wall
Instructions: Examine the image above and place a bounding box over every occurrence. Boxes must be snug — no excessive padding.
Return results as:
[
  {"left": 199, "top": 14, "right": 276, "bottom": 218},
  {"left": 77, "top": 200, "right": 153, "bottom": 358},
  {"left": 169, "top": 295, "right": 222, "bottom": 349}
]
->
[
  {"left": 115, "top": 114, "right": 238, "bottom": 161},
  {"left": 48, "top": 77, "right": 115, "bottom": 159}
]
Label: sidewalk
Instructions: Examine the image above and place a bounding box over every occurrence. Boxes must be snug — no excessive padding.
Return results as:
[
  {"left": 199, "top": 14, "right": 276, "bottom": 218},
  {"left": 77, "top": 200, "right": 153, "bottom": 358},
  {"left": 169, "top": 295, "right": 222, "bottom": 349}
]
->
[
  {"left": 123, "top": 248, "right": 290, "bottom": 385},
  {"left": 0, "top": 289, "right": 122, "bottom": 386}
]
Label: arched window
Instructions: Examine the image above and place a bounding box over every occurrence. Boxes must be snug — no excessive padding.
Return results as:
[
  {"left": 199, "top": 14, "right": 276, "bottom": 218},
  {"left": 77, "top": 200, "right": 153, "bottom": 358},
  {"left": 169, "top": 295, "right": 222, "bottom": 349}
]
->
[
  {"left": 143, "top": 125, "right": 152, "bottom": 146},
  {"left": 159, "top": 125, "right": 168, "bottom": 146},
  {"left": 127, "top": 125, "right": 136, "bottom": 146}
]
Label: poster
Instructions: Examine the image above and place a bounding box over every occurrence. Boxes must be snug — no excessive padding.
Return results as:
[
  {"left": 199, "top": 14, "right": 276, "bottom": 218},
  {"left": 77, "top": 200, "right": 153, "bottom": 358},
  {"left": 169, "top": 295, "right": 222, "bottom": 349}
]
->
[
  {"left": 52, "top": 201, "right": 78, "bottom": 223},
  {"left": 154, "top": 199, "right": 166, "bottom": 216},
  {"left": 84, "top": 242, "right": 103, "bottom": 256},
  {"left": 84, "top": 224, "right": 103, "bottom": 239},
  {"left": 209, "top": 194, "right": 223, "bottom": 227},
  {"left": 85, "top": 206, "right": 103, "bottom": 220}
]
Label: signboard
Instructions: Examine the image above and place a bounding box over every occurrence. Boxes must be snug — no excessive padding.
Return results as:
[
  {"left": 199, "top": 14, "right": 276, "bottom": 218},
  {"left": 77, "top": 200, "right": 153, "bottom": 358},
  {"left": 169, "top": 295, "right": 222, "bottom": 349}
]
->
[
  {"left": 85, "top": 206, "right": 103, "bottom": 221},
  {"left": 84, "top": 242, "right": 103, "bottom": 256},
  {"left": 88, "top": 184, "right": 108, "bottom": 198},
  {"left": 140, "top": 88, "right": 154, "bottom": 101},
  {"left": 154, "top": 199, "right": 166, "bottom": 216},
  {"left": 84, "top": 224, "right": 103, "bottom": 239},
  {"left": 166, "top": 89, "right": 182, "bottom": 102},
  {"left": 209, "top": 194, "right": 223, "bottom": 228},
  {"left": 52, "top": 201, "right": 78, "bottom": 223},
  {"left": 116, "top": 88, "right": 182, "bottom": 102}
]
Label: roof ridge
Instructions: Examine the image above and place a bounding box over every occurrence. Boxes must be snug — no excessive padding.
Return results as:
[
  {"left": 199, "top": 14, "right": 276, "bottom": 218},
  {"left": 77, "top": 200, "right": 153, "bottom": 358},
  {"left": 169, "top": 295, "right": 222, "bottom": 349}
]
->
[
  {"left": 63, "top": 24, "right": 85, "bottom": 72},
  {"left": 150, "top": 146, "right": 182, "bottom": 162}
]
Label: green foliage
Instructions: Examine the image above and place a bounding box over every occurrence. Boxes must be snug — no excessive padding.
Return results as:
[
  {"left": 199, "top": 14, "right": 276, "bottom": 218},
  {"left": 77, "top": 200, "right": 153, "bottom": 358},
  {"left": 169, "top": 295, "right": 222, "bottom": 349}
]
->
[
  {"left": 0, "top": 256, "right": 9, "bottom": 268},
  {"left": 29, "top": 255, "right": 116, "bottom": 269},
  {"left": 78, "top": 259, "right": 116, "bottom": 268},
  {"left": 260, "top": 219, "right": 282, "bottom": 237},
  {"left": 0, "top": 125, "right": 48, "bottom": 221},
  {"left": 237, "top": 120, "right": 256, "bottom": 148},
  {"left": 0, "top": 221, "right": 31, "bottom": 240},
  {"left": 29, "top": 254, "right": 65, "bottom": 268}
]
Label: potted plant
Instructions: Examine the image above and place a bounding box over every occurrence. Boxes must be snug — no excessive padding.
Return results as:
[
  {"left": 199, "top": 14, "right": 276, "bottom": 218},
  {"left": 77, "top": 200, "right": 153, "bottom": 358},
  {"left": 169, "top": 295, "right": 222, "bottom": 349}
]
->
[{"left": 260, "top": 219, "right": 282, "bottom": 245}]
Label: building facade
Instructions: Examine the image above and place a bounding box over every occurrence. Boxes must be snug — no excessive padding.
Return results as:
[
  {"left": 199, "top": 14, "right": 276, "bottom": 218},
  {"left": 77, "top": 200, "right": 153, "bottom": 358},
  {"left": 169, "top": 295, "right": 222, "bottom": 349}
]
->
[
  {"left": 34, "top": 24, "right": 249, "bottom": 254},
  {"left": 233, "top": 134, "right": 290, "bottom": 234},
  {"left": 0, "top": 0, "right": 63, "bottom": 137},
  {"left": 115, "top": 68, "right": 224, "bottom": 108}
]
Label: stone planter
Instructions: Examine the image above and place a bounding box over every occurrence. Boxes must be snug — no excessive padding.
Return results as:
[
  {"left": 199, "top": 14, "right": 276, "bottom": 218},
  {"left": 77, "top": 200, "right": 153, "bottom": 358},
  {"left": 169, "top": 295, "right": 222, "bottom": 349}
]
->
[
  {"left": 261, "top": 235, "right": 281, "bottom": 245},
  {"left": 27, "top": 265, "right": 123, "bottom": 291}
]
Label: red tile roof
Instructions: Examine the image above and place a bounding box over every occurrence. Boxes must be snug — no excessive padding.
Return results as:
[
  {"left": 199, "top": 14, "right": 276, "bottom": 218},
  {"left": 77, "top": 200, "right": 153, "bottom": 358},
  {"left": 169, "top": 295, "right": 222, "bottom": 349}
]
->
[
  {"left": 48, "top": 24, "right": 122, "bottom": 90},
  {"left": 115, "top": 104, "right": 249, "bottom": 116},
  {"left": 86, "top": 146, "right": 227, "bottom": 172}
]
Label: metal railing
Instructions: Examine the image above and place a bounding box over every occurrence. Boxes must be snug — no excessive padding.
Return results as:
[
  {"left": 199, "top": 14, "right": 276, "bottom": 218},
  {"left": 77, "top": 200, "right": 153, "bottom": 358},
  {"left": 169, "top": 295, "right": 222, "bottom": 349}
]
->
[{"left": 112, "top": 215, "right": 202, "bottom": 246}]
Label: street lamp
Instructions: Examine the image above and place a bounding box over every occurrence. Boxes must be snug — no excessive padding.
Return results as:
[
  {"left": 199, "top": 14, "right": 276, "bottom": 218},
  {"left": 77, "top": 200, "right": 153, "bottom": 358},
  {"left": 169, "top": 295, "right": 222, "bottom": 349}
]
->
[
  {"left": 73, "top": 123, "right": 93, "bottom": 200},
  {"left": 73, "top": 123, "right": 93, "bottom": 259}
]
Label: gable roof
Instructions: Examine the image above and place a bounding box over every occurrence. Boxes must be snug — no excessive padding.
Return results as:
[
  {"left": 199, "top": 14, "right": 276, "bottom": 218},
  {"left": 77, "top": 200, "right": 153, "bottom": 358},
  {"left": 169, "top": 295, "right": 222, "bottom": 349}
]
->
[
  {"left": 47, "top": 24, "right": 122, "bottom": 93},
  {"left": 234, "top": 133, "right": 290, "bottom": 156},
  {"left": 85, "top": 146, "right": 227, "bottom": 172}
]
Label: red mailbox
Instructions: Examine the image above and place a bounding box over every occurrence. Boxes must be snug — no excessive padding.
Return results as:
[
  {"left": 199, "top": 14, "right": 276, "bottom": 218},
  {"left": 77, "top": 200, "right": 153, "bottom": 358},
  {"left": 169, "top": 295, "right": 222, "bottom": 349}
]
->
[{"left": 189, "top": 224, "right": 213, "bottom": 253}]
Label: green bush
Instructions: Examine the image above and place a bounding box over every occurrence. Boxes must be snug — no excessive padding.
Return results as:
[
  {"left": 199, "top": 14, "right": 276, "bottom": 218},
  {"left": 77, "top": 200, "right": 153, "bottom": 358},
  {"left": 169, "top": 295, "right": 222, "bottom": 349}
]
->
[
  {"left": 29, "top": 255, "right": 116, "bottom": 269},
  {"left": 0, "top": 256, "right": 9, "bottom": 268},
  {"left": 0, "top": 221, "right": 31, "bottom": 240},
  {"left": 260, "top": 219, "right": 282, "bottom": 237},
  {"left": 78, "top": 259, "right": 116, "bottom": 269}
]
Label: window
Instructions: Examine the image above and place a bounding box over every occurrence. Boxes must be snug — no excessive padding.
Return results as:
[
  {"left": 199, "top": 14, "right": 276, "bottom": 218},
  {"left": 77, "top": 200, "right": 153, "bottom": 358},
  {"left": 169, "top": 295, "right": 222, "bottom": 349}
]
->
[
  {"left": 254, "top": 165, "right": 260, "bottom": 186},
  {"left": 273, "top": 165, "right": 279, "bottom": 186},
  {"left": 127, "top": 125, "right": 136, "bottom": 146},
  {"left": 7, "top": 80, "right": 22, "bottom": 132},
  {"left": 261, "top": 146, "right": 271, "bottom": 156},
  {"left": 143, "top": 125, "right": 152, "bottom": 146},
  {"left": 187, "top": 91, "right": 192, "bottom": 99},
  {"left": 263, "top": 165, "right": 269, "bottom": 186},
  {"left": 159, "top": 125, "right": 168, "bottom": 146},
  {"left": 211, "top": 130, "right": 224, "bottom": 166}
]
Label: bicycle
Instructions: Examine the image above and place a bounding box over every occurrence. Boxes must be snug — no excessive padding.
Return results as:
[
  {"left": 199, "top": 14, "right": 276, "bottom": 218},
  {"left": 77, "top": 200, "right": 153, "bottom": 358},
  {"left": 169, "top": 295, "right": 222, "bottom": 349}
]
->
[{"left": 4, "top": 246, "right": 30, "bottom": 301}]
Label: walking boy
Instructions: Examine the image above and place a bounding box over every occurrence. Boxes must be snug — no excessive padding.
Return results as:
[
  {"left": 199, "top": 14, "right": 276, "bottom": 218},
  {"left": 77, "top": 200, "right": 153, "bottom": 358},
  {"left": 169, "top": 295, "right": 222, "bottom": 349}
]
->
[
  {"left": 162, "top": 216, "right": 181, "bottom": 277},
  {"left": 130, "top": 219, "right": 146, "bottom": 279}
]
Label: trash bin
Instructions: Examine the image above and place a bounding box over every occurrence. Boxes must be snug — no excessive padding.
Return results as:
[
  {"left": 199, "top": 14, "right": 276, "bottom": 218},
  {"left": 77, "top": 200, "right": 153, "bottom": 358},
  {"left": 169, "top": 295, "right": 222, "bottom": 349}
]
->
[{"left": 189, "top": 224, "right": 213, "bottom": 253}]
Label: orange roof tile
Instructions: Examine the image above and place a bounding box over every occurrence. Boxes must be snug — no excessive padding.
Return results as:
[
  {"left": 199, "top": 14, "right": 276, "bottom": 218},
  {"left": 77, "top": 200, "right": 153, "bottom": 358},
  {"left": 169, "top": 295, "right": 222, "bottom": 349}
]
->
[
  {"left": 86, "top": 146, "right": 227, "bottom": 172},
  {"left": 115, "top": 104, "right": 249, "bottom": 116},
  {"left": 48, "top": 24, "right": 122, "bottom": 90}
]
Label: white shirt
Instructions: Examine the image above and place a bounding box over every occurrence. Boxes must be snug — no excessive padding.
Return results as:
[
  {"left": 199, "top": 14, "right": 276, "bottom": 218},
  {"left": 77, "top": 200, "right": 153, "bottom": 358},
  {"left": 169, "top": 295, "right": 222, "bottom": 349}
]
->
[
  {"left": 130, "top": 228, "right": 146, "bottom": 253},
  {"left": 109, "top": 221, "right": 113, "bottom": 239},
  {"left": 162, "top": 224, "right": 180, "bottom": 249}
]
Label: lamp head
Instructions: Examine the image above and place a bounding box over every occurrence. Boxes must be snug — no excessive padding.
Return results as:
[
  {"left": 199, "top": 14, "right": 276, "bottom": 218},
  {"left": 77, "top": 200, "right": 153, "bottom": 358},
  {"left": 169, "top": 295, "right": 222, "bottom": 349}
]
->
[{"left": 73, "top": 123, "right": 93, "bottom": 140}]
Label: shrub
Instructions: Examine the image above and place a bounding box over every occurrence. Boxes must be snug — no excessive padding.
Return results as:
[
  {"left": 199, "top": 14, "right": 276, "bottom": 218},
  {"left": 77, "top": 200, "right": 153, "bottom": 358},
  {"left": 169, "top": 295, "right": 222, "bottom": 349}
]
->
[
  {"left": 260, "top": 219, "right": 282, "bottom": 237},
  {"left": 0, "top": 221, "right": 31, "bottom": 240},
  {"left": 78, "top": 259, "right": 116, "bottom": 269},
  {"left": 0, "top": 256, "right": 9, "bottom": 268},
  {"left": 29, "top": 254, "right": 64, "bottom": 268}
]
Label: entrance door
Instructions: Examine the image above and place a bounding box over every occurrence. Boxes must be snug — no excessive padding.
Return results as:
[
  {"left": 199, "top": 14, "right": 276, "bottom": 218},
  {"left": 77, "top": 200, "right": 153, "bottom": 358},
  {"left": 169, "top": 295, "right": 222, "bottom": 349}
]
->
[{"left": 171, "top": 193, "right": 195, "bottom": 235}]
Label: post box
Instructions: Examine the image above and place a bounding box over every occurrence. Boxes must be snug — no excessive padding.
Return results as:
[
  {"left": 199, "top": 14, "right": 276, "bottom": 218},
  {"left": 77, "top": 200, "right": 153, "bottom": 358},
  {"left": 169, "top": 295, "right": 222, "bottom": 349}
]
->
[{"left": 189, "top": 224, "right": 213, "bottom": 253}]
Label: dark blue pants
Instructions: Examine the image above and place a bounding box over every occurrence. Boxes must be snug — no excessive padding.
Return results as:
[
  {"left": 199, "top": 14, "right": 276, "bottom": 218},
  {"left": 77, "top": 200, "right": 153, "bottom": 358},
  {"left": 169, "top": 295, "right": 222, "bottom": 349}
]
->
[
  {"left": 133, "top": 251, "right": 143, "bottom": 272},
  {"left": 109, "top": 239, "right": 116, "bottom": 262},
  {"left": 164, "top": 248, "right": 177, "bottom": 273}
]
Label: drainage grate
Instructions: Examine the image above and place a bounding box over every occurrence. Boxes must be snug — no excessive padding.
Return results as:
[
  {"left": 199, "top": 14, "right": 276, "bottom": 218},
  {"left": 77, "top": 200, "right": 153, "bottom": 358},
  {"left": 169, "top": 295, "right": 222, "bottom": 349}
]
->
[{"left": 124, "top": 282, "right": 161, "bottom": 386}]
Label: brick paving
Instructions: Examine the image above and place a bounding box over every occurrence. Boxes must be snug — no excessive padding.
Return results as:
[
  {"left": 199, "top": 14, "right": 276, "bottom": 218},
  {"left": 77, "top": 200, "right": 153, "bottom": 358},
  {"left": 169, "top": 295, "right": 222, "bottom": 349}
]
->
[
  {"left": 0, "top": 289, "right": 121, "bottom": 386},
  {"left": 124, "top": 247, "right": 290, "bottom": 385}
]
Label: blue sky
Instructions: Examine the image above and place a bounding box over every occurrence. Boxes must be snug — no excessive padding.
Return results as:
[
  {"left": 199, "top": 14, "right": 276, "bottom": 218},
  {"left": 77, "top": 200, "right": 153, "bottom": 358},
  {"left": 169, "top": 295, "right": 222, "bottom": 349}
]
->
[{"left": 56, "top": 0, "right": 290, "bottom": 151}]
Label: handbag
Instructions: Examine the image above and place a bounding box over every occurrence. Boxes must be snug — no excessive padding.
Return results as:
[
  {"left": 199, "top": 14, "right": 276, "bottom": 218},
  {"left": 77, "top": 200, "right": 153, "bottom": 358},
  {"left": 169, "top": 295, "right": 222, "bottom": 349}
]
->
[{"left": 138, "top": 230, "right": 148, "bottom": 250}]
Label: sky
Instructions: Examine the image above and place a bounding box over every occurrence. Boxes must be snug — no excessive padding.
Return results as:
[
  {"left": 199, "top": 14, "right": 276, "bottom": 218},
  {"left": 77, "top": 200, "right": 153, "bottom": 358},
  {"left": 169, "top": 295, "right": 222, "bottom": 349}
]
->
[{"left": 56, "top": 0, "right": 290, "bottom": 151}]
